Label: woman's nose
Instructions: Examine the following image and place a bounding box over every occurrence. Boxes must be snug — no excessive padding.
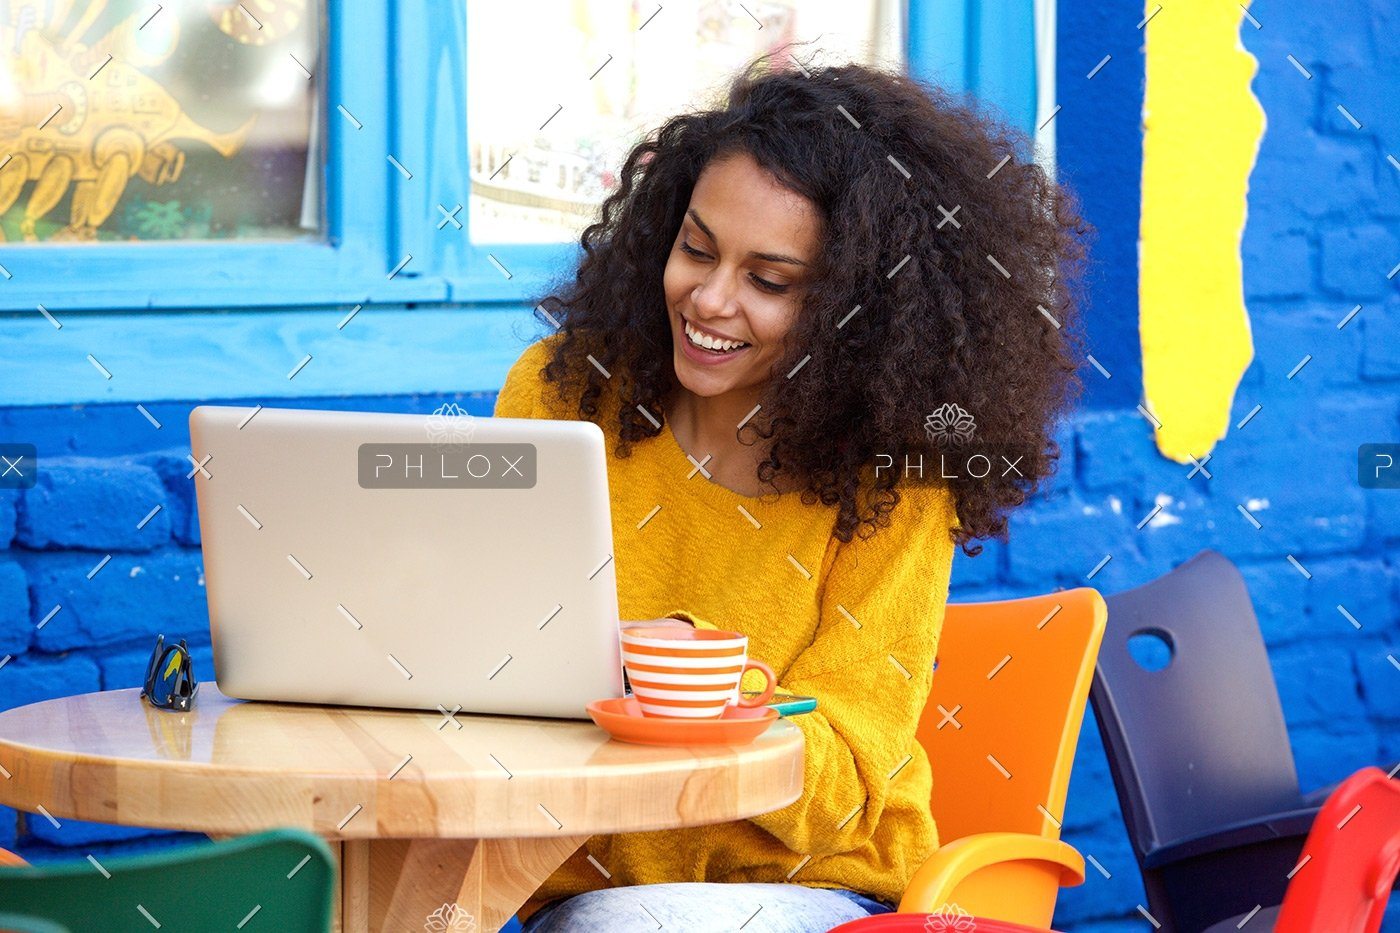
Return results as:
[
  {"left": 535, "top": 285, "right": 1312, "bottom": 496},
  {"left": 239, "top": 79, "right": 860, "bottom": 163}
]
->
[{"left": 692, "top": 271, "right": 737, "bottom": 316}]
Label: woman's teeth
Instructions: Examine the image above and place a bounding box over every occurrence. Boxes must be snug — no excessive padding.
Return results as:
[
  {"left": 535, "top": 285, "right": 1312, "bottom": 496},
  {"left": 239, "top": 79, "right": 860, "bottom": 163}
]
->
[{"left": 684, "top": 319, "right": 749, "bottom": 354}]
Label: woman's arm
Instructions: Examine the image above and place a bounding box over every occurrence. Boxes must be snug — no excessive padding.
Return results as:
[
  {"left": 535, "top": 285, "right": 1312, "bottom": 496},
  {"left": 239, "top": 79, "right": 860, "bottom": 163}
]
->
[
  {"left": 657, "top": 482, "right": 958, "bottom": 857},
  {"left": 493, "top": 338, "right": 553, "bottom": 419}
]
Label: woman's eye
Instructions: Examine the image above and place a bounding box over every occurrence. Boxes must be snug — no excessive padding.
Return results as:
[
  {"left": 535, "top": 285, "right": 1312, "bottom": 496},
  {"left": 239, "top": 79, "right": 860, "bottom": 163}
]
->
[{"left": 679, "top": 242, "right": 789, "bottom": 293}]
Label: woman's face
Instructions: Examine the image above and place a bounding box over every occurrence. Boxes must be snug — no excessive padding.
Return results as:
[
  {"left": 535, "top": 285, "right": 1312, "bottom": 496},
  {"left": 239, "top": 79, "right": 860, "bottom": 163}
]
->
[{"left": 663, "top": 151, "right": 821, "bottom": 401}]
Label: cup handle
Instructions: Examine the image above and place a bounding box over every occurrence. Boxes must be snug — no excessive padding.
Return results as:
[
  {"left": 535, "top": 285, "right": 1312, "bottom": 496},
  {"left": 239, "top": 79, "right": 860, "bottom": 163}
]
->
[{"left": 735, "top": 659, "right": 777, "bottom": 708}]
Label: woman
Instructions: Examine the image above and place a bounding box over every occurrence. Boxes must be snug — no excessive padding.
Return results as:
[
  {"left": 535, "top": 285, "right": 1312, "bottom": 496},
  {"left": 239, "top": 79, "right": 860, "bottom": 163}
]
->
[{"left": 495, "top": 52, "right": 1090, "bottom": 933}]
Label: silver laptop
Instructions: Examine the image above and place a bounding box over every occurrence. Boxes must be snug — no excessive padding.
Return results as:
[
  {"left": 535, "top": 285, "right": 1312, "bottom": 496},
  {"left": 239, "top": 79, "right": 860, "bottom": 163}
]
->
[{"left": 188, "top": 404, "right": 625, "bottom": 719}]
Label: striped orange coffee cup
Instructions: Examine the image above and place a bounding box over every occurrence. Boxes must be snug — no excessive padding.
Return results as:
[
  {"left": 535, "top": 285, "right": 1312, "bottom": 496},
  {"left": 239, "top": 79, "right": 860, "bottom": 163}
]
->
[{"left": 620, "top": 626, "right": 777, "bottom": 719}]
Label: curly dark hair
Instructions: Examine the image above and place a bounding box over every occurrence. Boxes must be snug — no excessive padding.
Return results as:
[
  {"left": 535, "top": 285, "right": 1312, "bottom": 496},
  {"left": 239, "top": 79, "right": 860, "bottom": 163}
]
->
[{"left": 524, "top": 50, "right": 1094, "bottom": 557}]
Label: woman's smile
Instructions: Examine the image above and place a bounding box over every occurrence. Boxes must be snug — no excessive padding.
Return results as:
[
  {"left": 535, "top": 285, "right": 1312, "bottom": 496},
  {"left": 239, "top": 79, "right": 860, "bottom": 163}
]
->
[{"left": 678, "top": 314, "right": 754, "bottom": 365}]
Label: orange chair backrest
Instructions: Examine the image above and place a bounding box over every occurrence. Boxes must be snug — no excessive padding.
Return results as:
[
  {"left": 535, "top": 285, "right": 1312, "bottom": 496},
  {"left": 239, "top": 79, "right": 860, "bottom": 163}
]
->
[{"left": 918, "top": 588, "right": 1107, "bottom": 845}]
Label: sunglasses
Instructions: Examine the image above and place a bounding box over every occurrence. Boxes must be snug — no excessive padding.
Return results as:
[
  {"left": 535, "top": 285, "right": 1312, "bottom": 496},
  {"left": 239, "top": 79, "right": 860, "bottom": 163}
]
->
[{"left": 141, "top": 634, "right": 199, "bottom": 712}]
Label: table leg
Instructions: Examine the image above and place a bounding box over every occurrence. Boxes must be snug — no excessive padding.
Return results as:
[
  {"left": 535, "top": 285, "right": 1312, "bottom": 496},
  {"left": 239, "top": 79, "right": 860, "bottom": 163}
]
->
[
  {"left": 329, "top": 840, "right": 345, "bottom": 933},
  {"left": 340, "top": 834, "right": 587, "bottom": 933}
]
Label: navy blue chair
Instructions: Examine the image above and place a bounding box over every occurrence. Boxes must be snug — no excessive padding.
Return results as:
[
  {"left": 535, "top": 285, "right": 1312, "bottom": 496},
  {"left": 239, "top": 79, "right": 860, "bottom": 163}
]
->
[{"left": 1090, "top": 548, "right": 1398, "bottom": 933}]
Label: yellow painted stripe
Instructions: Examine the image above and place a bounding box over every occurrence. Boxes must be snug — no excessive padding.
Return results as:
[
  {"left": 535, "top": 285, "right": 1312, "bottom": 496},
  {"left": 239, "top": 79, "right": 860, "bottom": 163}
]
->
[{"left": 1140, "top": 0, "right": 1265, "bottom": 461}]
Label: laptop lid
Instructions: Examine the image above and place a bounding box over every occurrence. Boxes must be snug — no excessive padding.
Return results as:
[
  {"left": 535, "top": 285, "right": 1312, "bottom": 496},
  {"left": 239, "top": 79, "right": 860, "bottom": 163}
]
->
[{"left": 188, "top": 404, "right": 625, "bottom": 719}]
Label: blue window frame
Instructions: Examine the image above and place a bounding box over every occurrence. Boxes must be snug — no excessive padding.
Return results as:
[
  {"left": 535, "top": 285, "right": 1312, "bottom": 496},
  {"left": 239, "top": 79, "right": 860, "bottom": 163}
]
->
[
  {"left": 0, "top": 0, "right": 451, "bottom": 310},
  {"left": 0, "top": 0, "right": 1050, "bottom": 405},
  {"left": 910, "top": 0, "right": 1052, "bottom": 164},
  {"left": 390, "top": 2, "right": 574, "bottom": 305}
]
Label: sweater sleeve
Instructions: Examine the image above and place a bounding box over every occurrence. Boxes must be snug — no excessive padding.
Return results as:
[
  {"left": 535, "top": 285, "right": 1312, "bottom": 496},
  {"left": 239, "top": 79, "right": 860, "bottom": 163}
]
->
[
  {"left": 666, "top": 480, "right": 956, "bottom": 857},
  {"left": 492, "top": 339, "right": 550, "bottom": 419}
]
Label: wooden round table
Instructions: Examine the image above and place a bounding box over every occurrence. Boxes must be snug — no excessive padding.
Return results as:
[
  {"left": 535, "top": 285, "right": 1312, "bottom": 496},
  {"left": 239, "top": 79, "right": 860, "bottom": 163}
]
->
[{"left": 0, "top": 684, "right": 804, "bottom": 932}]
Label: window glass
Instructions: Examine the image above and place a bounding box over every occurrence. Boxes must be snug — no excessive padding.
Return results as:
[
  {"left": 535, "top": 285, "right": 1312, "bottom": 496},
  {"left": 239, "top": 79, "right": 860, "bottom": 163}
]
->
[
  {"left": 0, "top": 0, "right": 323, "bottom": 243},
  {"left": 466, "top": 0, "right": 904, "bottom": 244}
]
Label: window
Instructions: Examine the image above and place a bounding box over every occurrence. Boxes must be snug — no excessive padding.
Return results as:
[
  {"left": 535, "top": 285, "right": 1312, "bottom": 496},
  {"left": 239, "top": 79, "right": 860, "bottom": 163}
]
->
[
  {"left": 0, "top": 0, "right": 1048, "bottom": 405},
  {"left": 465, "top": 0, "right": 906, "bottom": 247},
  {"left": 0, "top": 0, "right": 444, "bottom": 311},
  {"left": 1, "top": 0, "right": 323, "bottom": 245}
]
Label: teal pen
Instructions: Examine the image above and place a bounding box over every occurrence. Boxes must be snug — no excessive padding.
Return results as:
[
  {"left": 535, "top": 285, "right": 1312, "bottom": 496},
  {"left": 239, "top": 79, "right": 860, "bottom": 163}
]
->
[{"left": 742, "top": 691, "right": 818, "bottom": 718}]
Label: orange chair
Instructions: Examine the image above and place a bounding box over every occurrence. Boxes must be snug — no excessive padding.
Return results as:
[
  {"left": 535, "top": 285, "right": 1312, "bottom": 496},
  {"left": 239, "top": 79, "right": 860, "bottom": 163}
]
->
[
  {"left": 839, "top": 587, "right": 1107, "bottom": 930},
  {"left": 0, "top": 848, "right": 27, "bottom": 867}
]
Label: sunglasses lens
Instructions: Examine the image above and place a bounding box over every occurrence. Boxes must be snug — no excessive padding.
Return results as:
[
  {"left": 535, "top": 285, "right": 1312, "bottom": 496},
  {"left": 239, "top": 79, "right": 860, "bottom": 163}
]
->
[
  {"left": 148, "top": 646, "right": 184, "bottom": 707},
  {"left": 143, "top": 636, "right": 164, "bottom": 687}
]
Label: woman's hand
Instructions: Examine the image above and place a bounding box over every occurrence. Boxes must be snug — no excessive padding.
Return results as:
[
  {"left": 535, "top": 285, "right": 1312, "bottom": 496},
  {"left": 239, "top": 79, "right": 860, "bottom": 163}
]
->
[{"left": 620, "top": 617, "right": 695, "bottom": 632}]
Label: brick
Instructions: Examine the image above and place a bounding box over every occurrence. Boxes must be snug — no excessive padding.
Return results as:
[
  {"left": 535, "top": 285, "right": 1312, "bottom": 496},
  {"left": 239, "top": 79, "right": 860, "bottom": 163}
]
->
[
  {"left": 949, "top": 536, "right": 1002, "bottom": 589},
  {"left": 1378, "top": 698, "right": 1400, "bottom": 770},
  {"left": 1005, "top": 493, "right": 1142, "bottom": 591},
  {"left": 1239, "top": 560, "right": 1309, "bottom": 644},
  {"left": 132, "top": 450, "right": 202, "bottom": 546},
  {"left": 14, "top": 826, "right": 195, "bottom": 862},
  {"left": 1044, "top": 421, "right": 1079, "bottom": 499},
  {"left": 1303, "top": 558, "right": 1396, "bottom": 639},
  {"left": 1272, "top": 641, "right": 1369, "bottom": 728},
  {"left": 1075, "top": 411, "right": 1151, "bottom": 492},
  {"left": 1247, "top": 134, "right": 1379, "bottom": 228},
  {"left": 1206, "top": 393, "right": 1385, "bottom": 559},
  {"left": 1290, "top": 724, "right": 1382, "bottom": 801},
  {"left": 1320, "top": 223, "right": 1400, "bottom": 299},
  {"left": 1213, "top": 482, "right": 1365, "bottom": 560},
  {"left": 1360, "top": 298, "right": 1400, "bottom": 381},
  {"left": 1383, "top": 900, "right": 1400, "bottom": 933},
  {"left": 1367, "top": 481, "right": 1400, "bottom": 546},
  {"left": 0, "top": 560, "right": 30, "bottom": 656},
  {"left": 0, "top": 804, "right": 15, "bottom": 850},
  {"left": 17, "top": 458, "right": 170, "bottom": 551},
  {"left": 1355, "top": 641, "right": 1400, "bottom": 723},
  {"left": 1057, "top": 921, "right": 1146, "bottom": 933},
  {"left": 1242, "top": 231, "right": 1312, "bottom": 300},
  {"left": 0, "top": 491, "right": 15, "bottom": 548},
  {"left": 100, "top": 640, "right": 215, "bottom": 692},
  {"left": 1063, "top": 760, "right": 1118, "bottom": 835},
  {"left": 1250, "top": 303, "right": 1362, "bottom": 388},
  {"left": 25, "top": 550, "right": 208, "bottom": 652},
  {"left": 22, "top": 812, "right": 166, "bottom": 848},
  {"left": 946, "top": 584, "right": 1042, "bottom": 604},
  {"left": 1132, "top": 490, "right": 1216, "bottom": 564},
  {"left": 1053, "top": 819, "right": 1147, "bottom": 926},
  {"left": 0, "top": 653, "right": 100, "bottom": 713},
  {"left": 1063, "top": 708, "right": 1120, "bottom": 839},
  {"left": 1322, "top": 64, "right": 1400, "bottom": 142}
]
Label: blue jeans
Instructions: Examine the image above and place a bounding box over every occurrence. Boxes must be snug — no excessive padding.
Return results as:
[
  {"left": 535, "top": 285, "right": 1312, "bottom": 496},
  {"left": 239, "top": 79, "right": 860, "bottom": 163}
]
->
[{"left": 520, "top": 882, "right": 896, "bottom": 932}]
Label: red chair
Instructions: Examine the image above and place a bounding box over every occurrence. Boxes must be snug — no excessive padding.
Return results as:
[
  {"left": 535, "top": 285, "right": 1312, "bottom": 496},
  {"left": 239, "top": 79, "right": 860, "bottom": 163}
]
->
[
  {"left": 1201, "top": 766, "right": 1400, "bottom": 932},
  {"left": 1274, "top": 766, "right": 1400, "bottom": 933},
  {"left": 830, "top": 912, "right": 1060, "bottom": 932}
]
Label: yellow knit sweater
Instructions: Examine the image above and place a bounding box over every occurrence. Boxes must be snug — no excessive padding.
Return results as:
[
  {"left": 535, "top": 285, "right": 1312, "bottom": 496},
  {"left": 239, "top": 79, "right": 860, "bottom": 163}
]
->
[{"left": 493, "top": 335, "right": 958, "bottom": 924}]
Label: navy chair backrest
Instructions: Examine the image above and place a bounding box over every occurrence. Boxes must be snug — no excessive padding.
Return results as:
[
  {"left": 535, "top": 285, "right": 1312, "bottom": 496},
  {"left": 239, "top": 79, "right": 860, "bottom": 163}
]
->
[{"left": 1091, "top": 549, "right": 1304, "bottom": 855}]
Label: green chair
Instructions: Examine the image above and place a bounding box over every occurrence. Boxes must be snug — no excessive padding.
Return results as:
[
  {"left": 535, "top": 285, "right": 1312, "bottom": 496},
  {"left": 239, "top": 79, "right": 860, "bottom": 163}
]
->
[
  {"left": 0, "top": 915, "right": 71, "bottom": 933},
  {"left": 0, "top": 827, "right": 335, "bottom": 933}
]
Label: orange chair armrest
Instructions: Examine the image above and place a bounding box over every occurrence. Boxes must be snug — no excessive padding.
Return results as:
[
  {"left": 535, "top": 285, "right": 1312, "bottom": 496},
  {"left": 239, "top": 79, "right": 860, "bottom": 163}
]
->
[
  {"left": 0, "top": 848, "right": 30, "bottom": 868},
  {"left": 897, "top": 832, "right": 1086, "bottom": 922}
]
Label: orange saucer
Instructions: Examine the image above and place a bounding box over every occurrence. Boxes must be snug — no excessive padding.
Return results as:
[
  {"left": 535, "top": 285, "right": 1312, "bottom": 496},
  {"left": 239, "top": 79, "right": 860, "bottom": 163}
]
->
[{"left": 586, "top": 695, "right": 779, "bottom": 746}]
